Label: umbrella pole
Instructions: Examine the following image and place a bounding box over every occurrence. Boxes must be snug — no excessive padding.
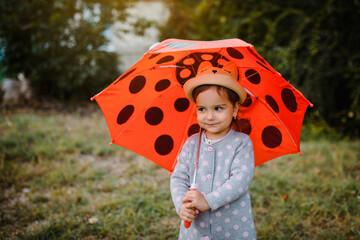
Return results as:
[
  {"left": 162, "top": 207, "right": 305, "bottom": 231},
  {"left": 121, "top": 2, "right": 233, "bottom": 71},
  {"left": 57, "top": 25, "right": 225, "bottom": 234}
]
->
[
  {"left": 185, "top": 128, "right": 202, "bottom": 228},
  {"left": 190, "top": 129, "right": 202, "bottom": 189}
]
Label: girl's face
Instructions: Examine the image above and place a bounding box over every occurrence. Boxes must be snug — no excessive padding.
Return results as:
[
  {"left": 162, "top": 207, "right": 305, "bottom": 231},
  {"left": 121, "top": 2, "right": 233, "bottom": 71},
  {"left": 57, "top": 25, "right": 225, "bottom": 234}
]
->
[{"left": 195, "top": 86, "right": 239, "bottom": 140}]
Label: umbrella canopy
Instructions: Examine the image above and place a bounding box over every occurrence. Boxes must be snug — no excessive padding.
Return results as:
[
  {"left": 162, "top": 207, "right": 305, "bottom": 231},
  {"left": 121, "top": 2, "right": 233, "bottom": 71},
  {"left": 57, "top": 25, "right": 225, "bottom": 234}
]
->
[{"left": 91, "top": 38, "right": 312, "bottom": 172}]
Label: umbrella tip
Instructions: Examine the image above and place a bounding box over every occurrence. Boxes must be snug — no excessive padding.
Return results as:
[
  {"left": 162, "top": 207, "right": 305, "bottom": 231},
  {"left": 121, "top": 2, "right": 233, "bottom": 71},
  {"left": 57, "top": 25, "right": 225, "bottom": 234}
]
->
[
  {"left": 90, "top": 96, "right": 95, "bottom": 101},
  {"left": 299, "top": 152, "right": 303, "bottom": 156},
  {"left": 109, "top": 141, "right": 113, "bottom": 146},
  {"left": 310, "top": 103, "right": 314, "bottom": 107}
]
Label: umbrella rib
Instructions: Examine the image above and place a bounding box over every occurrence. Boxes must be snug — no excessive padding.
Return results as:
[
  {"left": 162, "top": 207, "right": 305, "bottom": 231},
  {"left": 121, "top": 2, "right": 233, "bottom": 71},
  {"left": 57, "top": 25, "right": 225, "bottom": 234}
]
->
[
  {"left": 184, "top": 51, "right": 197, "bottom": 75},
  {"left": 215, "top": 48, "right": 225, "bottom": 67},
  {"left": 244, "top": 87, "right": 300, "bottom": 152},
  {"left": 171, "top": 103, "right": 198, "bottom": 171},
  {"left": 190, "top": 50, "right": 202, "bottom": 65}
]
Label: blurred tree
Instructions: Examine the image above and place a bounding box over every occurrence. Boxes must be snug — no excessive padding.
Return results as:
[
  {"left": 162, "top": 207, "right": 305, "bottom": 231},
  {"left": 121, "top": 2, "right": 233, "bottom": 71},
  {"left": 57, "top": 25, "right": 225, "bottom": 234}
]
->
[
  {"left": 0, "top": 0, "right": 148, "bottom": 101},
  {"left": 160, "top": 0, "right": 360, "bottom": 137},
  {"left": 159, "top": 0, "right": 201, "bottom": 40}
]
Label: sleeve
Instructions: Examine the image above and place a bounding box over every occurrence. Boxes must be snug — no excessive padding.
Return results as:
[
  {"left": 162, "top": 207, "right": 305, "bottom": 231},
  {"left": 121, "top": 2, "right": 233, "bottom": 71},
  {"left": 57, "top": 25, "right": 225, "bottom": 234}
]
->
[
  {"left": 170, "top": 139, "right": 192, "bottom": 215},
  {"left": 204, "top": 135, "right": 255, "bottom": 211}
]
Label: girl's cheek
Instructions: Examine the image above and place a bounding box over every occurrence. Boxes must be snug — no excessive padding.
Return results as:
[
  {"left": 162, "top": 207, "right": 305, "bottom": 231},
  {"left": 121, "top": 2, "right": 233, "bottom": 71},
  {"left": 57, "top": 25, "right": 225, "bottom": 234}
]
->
[{"left": 197, "top": 112, "right": 204, "bottom": 118}]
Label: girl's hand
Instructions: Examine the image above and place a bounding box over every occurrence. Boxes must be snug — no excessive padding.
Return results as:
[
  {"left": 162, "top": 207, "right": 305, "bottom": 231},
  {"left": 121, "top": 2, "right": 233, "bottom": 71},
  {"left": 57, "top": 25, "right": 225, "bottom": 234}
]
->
[
  {"left": 183, "top": 190, "right": 210, "bottom": 212},
  {"left": 179, "top": 202, "right": 197, "bottom": 222}
]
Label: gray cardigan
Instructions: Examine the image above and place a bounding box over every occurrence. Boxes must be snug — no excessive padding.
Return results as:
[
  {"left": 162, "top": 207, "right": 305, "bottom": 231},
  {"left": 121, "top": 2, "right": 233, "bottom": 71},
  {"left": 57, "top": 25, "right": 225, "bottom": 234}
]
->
[{"left": 170, "top": 129, "right": 257, "bottom": 240}]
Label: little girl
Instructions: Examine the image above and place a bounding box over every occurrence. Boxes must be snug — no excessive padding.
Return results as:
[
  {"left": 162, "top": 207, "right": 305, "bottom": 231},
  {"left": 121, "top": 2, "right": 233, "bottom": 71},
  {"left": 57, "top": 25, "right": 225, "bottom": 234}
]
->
[{"left": 170, "top": 61, "right": 256, "bottom": 240}]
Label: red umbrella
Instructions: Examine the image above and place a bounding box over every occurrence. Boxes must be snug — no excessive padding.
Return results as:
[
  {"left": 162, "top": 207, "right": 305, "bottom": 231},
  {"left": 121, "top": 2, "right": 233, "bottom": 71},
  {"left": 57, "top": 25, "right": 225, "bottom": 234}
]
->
[{"left": 91, "top": 38, "right": 312, "bottom": 172}]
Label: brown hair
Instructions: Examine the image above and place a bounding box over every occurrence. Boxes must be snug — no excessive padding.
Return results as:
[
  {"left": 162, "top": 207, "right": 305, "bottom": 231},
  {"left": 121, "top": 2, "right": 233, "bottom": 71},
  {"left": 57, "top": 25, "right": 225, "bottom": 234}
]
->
[
  {"left": 192, "top": 85, "right": 251, "bottom": 134},
  {"left": 192, "top": 85, "right": 239, "bottom": 106}
]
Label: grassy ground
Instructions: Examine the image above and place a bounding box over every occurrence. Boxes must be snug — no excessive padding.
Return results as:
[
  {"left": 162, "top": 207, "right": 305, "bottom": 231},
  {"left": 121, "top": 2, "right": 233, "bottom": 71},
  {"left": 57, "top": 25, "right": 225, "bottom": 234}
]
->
[{"left": 0, "top": 105, "right": 359, "bottom": 239}]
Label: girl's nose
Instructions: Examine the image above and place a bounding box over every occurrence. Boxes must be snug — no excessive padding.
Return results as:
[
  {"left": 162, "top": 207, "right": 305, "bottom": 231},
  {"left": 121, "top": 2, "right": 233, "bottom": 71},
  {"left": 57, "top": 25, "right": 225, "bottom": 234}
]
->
[{"left": 206, "top": 111, "right": 215, "bottom": 120}]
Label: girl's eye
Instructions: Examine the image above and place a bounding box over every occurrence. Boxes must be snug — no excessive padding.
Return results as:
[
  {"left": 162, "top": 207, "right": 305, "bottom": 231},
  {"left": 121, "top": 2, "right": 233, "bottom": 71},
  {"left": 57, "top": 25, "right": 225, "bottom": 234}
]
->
[
  {"left": 197, "top": 107, "right": 205, "bottom": 112},
  {"left": 215, "top": 107, "right": 223, "bottom": 111}
]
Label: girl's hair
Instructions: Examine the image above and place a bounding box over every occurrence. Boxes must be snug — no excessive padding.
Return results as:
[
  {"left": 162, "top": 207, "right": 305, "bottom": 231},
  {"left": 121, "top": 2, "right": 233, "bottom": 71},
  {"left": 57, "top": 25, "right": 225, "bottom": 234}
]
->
[
  {"left": 192, "top": 84, "right": 239, "bottom": 106},
  {"left": 192, "top": 85, "right": 251, "bottom": 134}
]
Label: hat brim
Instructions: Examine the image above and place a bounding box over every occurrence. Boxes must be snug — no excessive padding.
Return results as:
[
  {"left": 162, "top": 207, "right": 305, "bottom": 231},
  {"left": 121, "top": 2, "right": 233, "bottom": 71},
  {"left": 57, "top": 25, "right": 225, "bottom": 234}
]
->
[{"left": 183, "top": 74, "right": 247, "bottom": 104}]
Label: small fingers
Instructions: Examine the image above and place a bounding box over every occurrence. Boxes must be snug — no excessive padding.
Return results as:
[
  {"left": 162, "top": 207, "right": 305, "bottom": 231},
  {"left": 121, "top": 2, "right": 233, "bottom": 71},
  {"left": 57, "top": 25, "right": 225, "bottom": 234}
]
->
[
  {"left": 182, "top": 196, "right": 190, "bottom": 204},
  {"left": 180, "top": 211, "right": 196, "bottom": 222},
  {"left": 181, "top": 211, "right": 195, "bottom": 222},
  {"left": 182, "top": 192, "right": 194, "bottom": 203},
  {"left": 183, "top": 203, "right": 196, "bottom": 214},
  {"left": 179, "top": 203, "right": 197, "bottom": 221},
  {"left": 188, "top": 201, "right": 198, "bottom": 209},
  {"left": 185, "top": 190, "right": 196, "bottom": 198}
]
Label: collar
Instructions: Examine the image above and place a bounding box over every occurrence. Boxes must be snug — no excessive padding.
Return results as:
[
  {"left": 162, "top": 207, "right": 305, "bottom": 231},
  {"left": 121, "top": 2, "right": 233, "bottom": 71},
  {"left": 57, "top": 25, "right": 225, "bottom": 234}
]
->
[{"left": 203, "top": 128, "right": 233, "bottom": 145}]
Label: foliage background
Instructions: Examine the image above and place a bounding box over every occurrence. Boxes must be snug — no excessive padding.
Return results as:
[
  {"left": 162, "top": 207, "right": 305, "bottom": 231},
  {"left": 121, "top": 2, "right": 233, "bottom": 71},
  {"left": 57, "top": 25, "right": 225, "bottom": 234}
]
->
[
  {"left": 160, "top": 0, "right": 360, "bottom": 138},
  {"left": 1, "top": 0, "right": 359, "bottom": 136},
  {"left": 0, "top": 0, "right": 148, "bottom": 100}
]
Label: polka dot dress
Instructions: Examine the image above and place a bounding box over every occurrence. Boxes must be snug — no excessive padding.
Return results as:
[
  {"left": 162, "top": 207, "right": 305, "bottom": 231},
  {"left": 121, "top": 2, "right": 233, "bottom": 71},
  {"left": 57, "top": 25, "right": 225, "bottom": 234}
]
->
[{"left": 171, "top": 129, "right": 257, "bottom": 239}]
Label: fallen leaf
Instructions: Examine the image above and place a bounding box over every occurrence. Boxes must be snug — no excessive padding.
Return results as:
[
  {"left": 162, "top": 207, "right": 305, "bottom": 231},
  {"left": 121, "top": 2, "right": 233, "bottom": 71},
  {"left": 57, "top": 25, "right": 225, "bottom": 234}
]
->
[
  {"left": 283, "top": 193, "right": 289, "bottom": 201},
  {"left": 88, "top": 216, "right": 98, "bottom": 224}
]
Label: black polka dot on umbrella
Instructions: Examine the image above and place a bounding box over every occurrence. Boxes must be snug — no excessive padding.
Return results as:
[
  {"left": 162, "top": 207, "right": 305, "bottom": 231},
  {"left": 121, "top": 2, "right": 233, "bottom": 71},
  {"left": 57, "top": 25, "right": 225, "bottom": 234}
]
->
[
  {"left": 226, "top": 47, "right": 244, "bottom": 59},
  {"left": 145, "top": 107, "right": 164, "bottom": 125},
  {"left": 149, "top": 53, "right": 160, "bottom": 59},
  {"left": 129, "top": 75, "right": 146, "bottom": 94},
  {"left": 240, "top": 94, "right": 253, "bottom": 107},
  {"left": 261, "top": 126, "right": 282, "bottom": 148},
  {"left": 188, "top": 124, "right": 200, "bottom": 137},
  {"left": 174, "top": 98, "right": 190, "bottom": 112},
  {"left": 281, "top": 88, "right": 297, "bottom": 112},
  {"left": 245, "top": 69, "right": 261, "bottom": 84},
  {"left": 155, "top": 79, "right": 171, "bottom": 92},
  {"left": 117, "top": 105, "right": 134, "bottom": 125},
  {"left": 114, "top": 68, "right": 136, "bottom": 84},
  {"left": 265, "top": 95, "right": 279, "bottom": 113},
  {"left": 155, "top": 135, "right": 174, "bottom": 155},
  {"left": 156, "top": 55, "right": 174, "bottom": 64},
  {"left": 237, "top": 118, "right": 252, "bottom": 135}
]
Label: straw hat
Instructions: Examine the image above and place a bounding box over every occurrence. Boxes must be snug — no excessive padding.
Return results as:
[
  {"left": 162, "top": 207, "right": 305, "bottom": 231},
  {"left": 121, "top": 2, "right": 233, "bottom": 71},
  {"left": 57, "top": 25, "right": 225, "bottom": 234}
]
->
[{"left": 183, "top": 61, "right": 247, "bottom": 104}]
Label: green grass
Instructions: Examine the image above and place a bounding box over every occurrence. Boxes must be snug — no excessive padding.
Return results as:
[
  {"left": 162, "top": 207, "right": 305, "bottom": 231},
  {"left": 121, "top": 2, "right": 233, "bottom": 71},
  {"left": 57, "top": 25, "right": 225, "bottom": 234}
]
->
[{"left": 0, "top": 106, "right": 359, "bottom": 239}]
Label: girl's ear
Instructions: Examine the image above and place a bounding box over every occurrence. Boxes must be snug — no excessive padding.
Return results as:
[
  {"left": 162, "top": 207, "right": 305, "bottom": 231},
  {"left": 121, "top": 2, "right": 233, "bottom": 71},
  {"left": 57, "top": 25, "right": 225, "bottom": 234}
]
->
[{"left": 233, "top": 101, "right": 240, "bottom": 117}]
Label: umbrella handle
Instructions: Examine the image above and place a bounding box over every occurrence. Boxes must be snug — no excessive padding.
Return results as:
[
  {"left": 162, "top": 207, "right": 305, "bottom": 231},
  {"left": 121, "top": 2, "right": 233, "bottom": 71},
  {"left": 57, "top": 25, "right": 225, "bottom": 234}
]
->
[
  {"left": 184, "top": 188, "right": 196, "bottom": 228},
  {"left": 184, "top": 220, "right": 192, "bottom": 228}
]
